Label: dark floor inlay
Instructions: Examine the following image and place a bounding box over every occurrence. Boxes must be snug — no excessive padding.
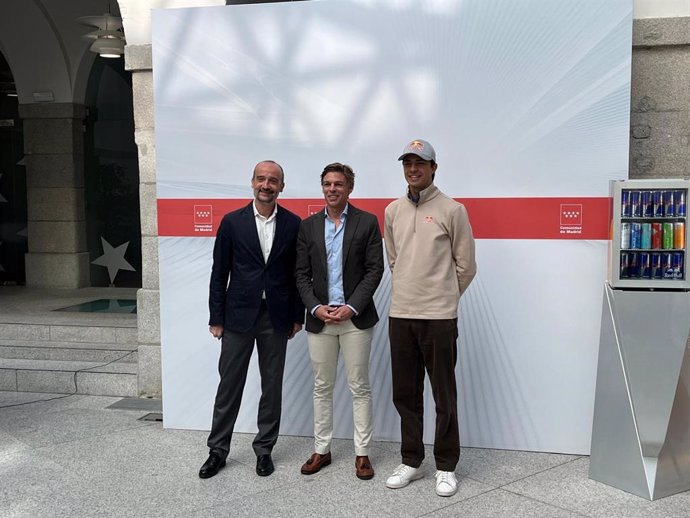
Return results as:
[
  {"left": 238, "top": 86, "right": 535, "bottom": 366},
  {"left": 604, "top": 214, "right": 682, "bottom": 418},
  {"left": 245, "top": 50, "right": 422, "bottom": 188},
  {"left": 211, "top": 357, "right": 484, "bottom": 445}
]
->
[
  {"left": 138, "top": 412, "right": 163, "bottom": 422},
  {"left": 107, "top": 397, "right": 162, "bottom": 411},
  {"left": 54, "top": 299, "right": 137, "bottom": 314}
]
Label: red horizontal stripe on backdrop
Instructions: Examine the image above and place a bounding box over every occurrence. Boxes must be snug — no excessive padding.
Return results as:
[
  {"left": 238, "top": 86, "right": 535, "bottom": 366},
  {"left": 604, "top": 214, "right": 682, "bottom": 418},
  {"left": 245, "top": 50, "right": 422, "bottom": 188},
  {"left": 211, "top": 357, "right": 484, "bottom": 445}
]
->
[{"left": 158, "top": 197, "right": 612, "bottom": 240}]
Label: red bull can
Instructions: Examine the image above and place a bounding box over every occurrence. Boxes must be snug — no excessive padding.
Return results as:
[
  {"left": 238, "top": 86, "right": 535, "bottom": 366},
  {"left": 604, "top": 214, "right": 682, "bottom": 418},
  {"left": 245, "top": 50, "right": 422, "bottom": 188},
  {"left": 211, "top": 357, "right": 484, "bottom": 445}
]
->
[
  {"left": 674, "top": 189, "right": 686, "bottom": 217},
  {"left": 639, "top": 252, "right": 651, "bottom": 278},
  {"left": 631, "top": 222, "right": 642, "bottom": 249},
  {"left": 620, "top": 252, "right": 631, "bottom": 278},
  {"left": 675, "top": 222, "right": 685, "bottom": 249},
  {"left": 672, "top": 252, "right": 684, "bottom": 279},
  {"left": 631, "top": 190, "right": 642, "bottom": 217},
  {"left": 652, "top": 223, "right": 663, "bottom": 249},
  {"left": 629, "top": 252, "right": 640, "bottom": 278},
  {"left": 662, "top": 252, "right": 674, "bottom": 279},
  {"left": 641, "top": 223, "right": 652, "bottom": 249},
  {"left": 663, "top": 222, "right": 674, "bottom": 249},
  {"left": 653, "top": 190, "right": 664, "bottom": 217},
  {"left": 663, "top": 190, "right": 675, "bottom": 217},
  {"left": 651, "top": 252, "right": 663, "bottom": 279},
  {"left": 620, "top": 222, "right": 631, "bottom": 249},
  {"left": 641, "top": 191, "right": 653, "bottom": 217},
  {"left": 621, "top": 190, "right": 632, "bottom": 217}
]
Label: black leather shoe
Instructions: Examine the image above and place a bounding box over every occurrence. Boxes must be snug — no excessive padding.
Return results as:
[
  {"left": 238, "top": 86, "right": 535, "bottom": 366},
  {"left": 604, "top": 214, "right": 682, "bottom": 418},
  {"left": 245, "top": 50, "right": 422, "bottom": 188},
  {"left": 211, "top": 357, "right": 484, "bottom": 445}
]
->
[
  {"left": 256, "top": 454, "right": 274, "bottom": 477},
  {"left": 199, "top": 452, "right": 226, "bottom": 479}
]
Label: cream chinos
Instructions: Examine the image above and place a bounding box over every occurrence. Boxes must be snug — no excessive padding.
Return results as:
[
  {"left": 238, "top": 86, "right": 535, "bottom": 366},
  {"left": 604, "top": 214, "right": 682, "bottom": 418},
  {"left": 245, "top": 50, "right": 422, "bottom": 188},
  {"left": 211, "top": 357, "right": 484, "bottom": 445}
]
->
[{"left": 307, "top": 319, "right": 373, "bottom": 456}]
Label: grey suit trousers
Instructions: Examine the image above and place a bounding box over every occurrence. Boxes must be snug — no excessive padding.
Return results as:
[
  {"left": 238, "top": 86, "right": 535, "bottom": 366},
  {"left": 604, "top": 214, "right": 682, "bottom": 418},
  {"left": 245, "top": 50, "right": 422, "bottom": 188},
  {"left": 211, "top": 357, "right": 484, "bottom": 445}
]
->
[{"left": 207, "top": 304, "right": 289, "bottom": 458}]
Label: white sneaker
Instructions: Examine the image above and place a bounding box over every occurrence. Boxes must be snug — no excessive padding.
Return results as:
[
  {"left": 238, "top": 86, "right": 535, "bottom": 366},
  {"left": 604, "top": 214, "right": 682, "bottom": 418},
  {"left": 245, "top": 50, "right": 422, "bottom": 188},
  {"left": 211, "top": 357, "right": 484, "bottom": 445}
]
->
[
  {"left": 385, "top": 464, "right": 424, "bottom": 489},
  {"left": 435, "top": 470, "right": 458, "bottom": 497}
]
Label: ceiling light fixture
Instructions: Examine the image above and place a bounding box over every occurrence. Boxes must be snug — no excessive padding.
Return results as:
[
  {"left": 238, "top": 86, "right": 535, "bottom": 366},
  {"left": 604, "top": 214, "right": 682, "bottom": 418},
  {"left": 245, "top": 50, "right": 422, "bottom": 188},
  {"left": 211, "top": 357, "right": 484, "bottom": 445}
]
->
[{"left": 77, "top": 9, "right": 126, "bottom": 59}]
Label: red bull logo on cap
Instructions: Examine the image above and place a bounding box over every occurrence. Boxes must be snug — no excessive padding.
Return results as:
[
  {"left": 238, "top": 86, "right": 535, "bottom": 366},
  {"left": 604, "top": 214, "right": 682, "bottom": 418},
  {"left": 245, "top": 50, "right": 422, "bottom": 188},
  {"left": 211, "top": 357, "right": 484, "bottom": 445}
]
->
[{"left": 409, "top": 140, "right": 425, "bottom": 151}]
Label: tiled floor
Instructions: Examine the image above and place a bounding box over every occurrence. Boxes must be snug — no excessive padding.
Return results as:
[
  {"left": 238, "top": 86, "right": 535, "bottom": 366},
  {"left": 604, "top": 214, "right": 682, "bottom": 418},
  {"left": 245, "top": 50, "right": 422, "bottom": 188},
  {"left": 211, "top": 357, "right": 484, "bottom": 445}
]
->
[{"left": 1, "top": 392, "right": 689, "bottom": 517}]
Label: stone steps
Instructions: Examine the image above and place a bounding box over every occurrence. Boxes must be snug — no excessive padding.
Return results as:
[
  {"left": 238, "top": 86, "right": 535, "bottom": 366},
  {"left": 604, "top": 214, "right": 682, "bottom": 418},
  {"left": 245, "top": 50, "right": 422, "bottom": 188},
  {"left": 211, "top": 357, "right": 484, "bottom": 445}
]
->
[
  {"left": 0, "top": 358, "right": 137, "bottom": 396},
  {"left": 0, "top": 340, "right": 137, "bottom": 363},
  {"left": 0, "top": 321, "right": 137, "bottom": 343},
  {"left": 0, "top": 314, "right": 139, "bottom": 397}
]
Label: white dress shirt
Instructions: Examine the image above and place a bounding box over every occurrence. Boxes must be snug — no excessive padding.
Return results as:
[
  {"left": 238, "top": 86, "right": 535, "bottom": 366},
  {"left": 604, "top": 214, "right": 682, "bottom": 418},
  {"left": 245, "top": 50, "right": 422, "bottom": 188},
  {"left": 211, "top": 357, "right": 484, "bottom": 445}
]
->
[
  {"left": 253, "top": 201, "right": 277, "bottom": 262},
  {"left": 254, "top": 202, "right": 277, "bottom": 299}
]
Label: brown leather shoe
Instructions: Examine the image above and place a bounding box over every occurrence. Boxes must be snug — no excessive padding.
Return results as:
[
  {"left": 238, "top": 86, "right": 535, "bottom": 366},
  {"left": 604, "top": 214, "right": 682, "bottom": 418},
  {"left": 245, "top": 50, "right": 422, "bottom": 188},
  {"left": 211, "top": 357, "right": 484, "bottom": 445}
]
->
[
  {"left": 300, "top": 452, "right": 332, "bottom": 475},
  {"left": 355, "top": 455, "right": 374, "bottom": 480}
]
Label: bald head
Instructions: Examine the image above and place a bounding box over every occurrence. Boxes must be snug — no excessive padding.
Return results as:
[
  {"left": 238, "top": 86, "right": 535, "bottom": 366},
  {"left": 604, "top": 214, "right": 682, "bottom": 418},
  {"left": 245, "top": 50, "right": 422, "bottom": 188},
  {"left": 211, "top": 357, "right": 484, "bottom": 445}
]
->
[{"left": 253, "top": 160, "right": 284, "bottom": 183}]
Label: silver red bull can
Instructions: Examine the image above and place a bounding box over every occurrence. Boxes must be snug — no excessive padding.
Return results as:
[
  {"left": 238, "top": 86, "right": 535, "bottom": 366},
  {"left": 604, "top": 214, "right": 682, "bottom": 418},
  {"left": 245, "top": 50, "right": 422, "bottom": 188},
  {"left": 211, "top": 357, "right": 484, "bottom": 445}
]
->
[{"left": 620, "top": 222, "right": 631, "bottom": 249}]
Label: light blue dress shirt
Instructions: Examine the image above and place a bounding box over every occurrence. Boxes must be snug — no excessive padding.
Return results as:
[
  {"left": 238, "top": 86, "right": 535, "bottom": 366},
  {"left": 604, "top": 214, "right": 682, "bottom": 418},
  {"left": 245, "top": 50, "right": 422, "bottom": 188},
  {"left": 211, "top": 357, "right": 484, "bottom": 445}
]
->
[
  {"left": 325, "top": 204, "right": 347, "bottom": 306},
  {"left": 310, "top": 205, "right": 358, "bottom": 317}
]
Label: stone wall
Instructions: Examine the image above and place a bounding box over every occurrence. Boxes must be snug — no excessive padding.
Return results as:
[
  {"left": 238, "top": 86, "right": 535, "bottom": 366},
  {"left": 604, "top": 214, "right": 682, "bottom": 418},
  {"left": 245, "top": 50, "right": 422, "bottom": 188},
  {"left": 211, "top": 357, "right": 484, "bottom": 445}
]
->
[
  {"left": 630, "top": 17, "right": 690, "bottom": 179},
  {"left": 125, "top": 44, "right": 161, "bottom": 397}
]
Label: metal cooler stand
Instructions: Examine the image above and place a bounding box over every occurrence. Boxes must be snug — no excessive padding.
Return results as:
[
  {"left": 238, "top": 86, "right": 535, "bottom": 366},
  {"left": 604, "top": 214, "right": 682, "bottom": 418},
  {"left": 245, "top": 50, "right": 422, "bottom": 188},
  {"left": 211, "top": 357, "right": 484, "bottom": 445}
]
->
[{"left": 589, "top": 284, "right": 690, "bottom": 500}]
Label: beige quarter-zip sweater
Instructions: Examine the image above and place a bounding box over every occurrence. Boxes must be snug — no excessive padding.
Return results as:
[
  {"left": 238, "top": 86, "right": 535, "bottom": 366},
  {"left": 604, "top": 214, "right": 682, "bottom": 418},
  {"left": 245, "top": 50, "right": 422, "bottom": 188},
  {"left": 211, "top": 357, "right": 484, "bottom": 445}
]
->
[{"left": 384, "top": 184, "right": 476, "bottom": 319}]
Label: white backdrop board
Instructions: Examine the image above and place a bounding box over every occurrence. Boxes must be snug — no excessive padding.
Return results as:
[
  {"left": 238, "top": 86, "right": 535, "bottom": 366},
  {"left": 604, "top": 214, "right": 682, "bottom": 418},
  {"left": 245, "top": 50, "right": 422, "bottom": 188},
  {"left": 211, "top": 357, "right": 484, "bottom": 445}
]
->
[{"left": 153, "top": 0, "right": 632, "bottom": 454}]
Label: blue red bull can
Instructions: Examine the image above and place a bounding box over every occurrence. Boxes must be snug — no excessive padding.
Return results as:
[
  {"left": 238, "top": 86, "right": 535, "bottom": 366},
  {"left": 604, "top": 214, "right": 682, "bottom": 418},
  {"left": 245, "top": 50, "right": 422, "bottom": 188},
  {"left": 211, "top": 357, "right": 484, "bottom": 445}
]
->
[
  {"left": 641, "top": 191, "right": 653, "bottom": 217},
  {"left": 672, "top": 252, "right": 684, "bottom": 279},
  {"left": 663, "top": 190, "right": 675, "bottom": 217},
  {"left": 630, "top": 222, "right": 642, "bottom": 249},
  {"left": 639, "top": 252, "right": 651, "bottom": 278},
  {"left": 662, "top": 252, "right": 674, "bottom": 279},
  {"left": 675, "top": 189, "right": 686, "bottom": 217},
  {"left": 631, "top": 190, "right": 642, "bottom": 217},
  {"left": 653, "top": 190, "right": 664, "bottom": 217},
  {"left": 621, "top": 190, "right": 631, "bottom": 217},
  {"left": 651, "top": 252, "right": 663, "bottom": 279}
]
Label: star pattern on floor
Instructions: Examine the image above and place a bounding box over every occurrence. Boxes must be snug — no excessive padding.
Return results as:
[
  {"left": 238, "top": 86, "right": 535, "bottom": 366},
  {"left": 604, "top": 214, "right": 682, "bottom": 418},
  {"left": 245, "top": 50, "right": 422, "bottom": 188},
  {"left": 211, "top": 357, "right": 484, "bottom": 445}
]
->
[{"left": 91, "top": 237, "right": 136, "bottom": 285}]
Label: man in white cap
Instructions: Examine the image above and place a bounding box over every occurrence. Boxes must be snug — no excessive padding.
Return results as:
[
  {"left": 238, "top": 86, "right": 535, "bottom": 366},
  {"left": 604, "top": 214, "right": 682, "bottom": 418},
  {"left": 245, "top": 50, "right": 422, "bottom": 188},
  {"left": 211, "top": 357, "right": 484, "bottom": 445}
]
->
[{"left": 383, "top": 139, "right": 476, "bottom": 497}]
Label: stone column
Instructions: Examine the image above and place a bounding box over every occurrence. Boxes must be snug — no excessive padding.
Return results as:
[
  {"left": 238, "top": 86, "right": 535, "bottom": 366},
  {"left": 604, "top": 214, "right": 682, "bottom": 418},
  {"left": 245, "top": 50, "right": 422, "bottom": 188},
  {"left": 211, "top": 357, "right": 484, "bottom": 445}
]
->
[
  {"left": 19, "top": 103, "right": 89, "bottom": 288},
  {"left": 125, "top": 44, "right": 161, "bottom": 397}
]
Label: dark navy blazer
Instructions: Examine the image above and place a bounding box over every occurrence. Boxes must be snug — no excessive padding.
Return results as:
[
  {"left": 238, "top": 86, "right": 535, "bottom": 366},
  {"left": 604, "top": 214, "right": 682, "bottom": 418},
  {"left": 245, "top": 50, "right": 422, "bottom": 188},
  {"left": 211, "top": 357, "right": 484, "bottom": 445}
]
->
[{"left": 208, "top": 202, "right": 304, "bottom": 333}]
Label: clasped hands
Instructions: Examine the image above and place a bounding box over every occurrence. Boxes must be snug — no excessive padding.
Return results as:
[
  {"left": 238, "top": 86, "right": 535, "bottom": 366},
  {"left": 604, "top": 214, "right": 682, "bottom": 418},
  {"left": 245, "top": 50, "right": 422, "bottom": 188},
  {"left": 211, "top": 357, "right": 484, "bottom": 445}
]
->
[{"left": 314, "top": 304, "right": 353, "bottom": 324}]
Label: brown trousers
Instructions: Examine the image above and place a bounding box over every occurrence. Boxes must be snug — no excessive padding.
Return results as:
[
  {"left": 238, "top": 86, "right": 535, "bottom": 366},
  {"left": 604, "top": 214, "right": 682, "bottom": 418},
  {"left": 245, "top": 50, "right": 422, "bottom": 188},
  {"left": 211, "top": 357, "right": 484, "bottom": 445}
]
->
[{"left": 388, "top": 317, "right": 460, "bottom": 472}]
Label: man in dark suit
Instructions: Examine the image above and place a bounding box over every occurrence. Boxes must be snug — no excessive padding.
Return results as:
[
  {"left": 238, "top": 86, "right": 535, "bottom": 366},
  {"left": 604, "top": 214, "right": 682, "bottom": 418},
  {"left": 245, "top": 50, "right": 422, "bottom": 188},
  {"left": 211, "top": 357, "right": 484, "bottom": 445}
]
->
[
  {"left": 295, "top": 162, "right": 384, "bottom": 480},
  {"left": 199, "top": 160, "right": 304, "bottom": 479}
]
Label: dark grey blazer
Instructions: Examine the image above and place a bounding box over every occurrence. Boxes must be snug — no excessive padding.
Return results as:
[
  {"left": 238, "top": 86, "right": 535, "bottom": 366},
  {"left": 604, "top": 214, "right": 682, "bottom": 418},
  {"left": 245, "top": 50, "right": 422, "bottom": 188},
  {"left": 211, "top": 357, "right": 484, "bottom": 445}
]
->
[{"left": 295, "top": 203, "right": 384, "bottom": 334}]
